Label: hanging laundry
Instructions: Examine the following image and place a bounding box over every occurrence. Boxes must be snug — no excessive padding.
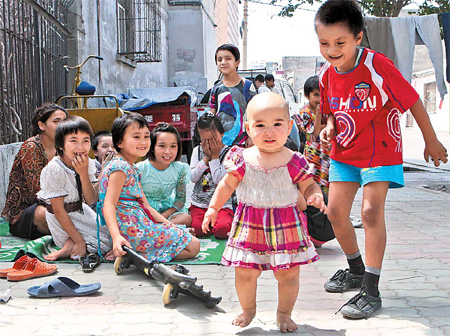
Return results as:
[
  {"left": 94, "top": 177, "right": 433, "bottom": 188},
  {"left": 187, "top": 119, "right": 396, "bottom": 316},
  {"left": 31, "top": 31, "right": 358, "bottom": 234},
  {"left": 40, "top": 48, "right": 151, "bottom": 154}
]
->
[{"left": 363, "top": 14, "right": 447, "bottom": 99}]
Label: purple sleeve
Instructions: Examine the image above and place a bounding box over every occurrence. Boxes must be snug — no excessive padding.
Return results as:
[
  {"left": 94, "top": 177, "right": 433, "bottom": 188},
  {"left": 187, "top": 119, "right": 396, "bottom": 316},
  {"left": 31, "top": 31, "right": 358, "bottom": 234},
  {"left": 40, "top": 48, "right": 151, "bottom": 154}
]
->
[{"left": 288, "top": 152, "right": 313, "bottom": 184}]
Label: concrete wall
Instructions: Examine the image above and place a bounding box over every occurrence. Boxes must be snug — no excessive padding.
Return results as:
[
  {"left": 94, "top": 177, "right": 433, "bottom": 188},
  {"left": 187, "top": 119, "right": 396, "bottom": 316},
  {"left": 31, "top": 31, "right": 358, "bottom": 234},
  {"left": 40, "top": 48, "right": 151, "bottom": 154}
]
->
[
  {"left": 66, "top": 0, "right": 170, "bottom": 96},
  {"left": 411, "top": 73, "right": 450, "bottom": 133},
  {"left": 0, "top": 143, "right": 22, "bottom": 214},
  {"left": 215, "top": 0, "right": 240, "bottom": 47},
  {"left": 168, "top": 1, "right": 217, "bottom": 93}
]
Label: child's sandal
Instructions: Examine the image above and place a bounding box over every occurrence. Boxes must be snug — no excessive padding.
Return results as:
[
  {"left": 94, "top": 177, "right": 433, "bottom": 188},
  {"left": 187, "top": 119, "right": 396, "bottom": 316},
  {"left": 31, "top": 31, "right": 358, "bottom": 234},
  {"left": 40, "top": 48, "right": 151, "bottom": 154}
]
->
[{"left": 80, "top": 253, "right": 101, "bottom": 273}]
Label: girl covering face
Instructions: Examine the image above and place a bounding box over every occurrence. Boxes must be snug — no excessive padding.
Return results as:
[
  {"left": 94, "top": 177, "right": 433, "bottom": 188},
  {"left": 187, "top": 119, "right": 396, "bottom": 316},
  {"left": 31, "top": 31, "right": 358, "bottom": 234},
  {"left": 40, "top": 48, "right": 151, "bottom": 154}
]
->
[{"left": 189, "top": 114, "right": 234, "bottom": 239}]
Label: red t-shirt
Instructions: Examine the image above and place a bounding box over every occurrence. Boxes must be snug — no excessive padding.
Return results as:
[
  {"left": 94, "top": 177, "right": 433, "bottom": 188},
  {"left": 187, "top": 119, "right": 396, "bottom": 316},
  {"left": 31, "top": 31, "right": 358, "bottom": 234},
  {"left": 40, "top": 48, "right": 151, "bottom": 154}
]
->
[{"left": 320, "top": 48, "right": 419, "bottom": 168}]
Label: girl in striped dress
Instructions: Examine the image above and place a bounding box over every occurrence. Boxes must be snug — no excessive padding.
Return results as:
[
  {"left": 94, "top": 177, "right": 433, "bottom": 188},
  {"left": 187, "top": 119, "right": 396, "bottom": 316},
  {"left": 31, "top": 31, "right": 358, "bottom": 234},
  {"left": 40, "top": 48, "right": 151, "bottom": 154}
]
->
[
  {"left": 202, "top": 92, "right": 326, "bottom": 333},
  {"left": 293, "top": 75, "right": 330, "bottom": 194}
]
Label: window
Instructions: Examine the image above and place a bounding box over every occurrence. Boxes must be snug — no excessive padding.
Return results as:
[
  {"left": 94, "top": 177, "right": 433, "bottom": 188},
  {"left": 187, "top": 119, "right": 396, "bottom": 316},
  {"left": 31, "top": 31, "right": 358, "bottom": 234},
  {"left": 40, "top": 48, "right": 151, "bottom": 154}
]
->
[
  {"left": 117, "top": 0, "right": 161, "bottom": 62},
  {"left": 423, "top": 82, "right": 436, "bottom": 114}
]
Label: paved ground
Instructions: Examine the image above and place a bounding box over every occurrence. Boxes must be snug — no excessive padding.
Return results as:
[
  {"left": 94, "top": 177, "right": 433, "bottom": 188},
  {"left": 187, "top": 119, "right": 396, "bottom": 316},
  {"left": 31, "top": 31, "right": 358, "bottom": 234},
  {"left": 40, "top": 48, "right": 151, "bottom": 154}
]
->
[{"left": 0, "top": 127, "right": 449, "bottom": 335}]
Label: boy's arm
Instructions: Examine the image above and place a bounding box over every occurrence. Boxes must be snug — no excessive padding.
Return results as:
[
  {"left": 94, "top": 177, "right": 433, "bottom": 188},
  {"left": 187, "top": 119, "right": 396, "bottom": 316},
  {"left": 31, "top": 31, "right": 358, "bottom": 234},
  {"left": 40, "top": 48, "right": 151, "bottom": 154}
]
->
[
  {"left": 50, "top": 197, "right": 86, "bottom": 258},
  {"left": 298, "top": 178, "right": 326, "bottom": 213},
  {"left": 319, "top": 114, "right": 335, "bottom": 152},
  {"left": 103, "top": 171, "right": 131, "bottom": 256},
  {"left": 312, "top": 108, "right": 325, "bottom": 138},
  {"left": 202, "top": 173, "right": 239, "bottom": 233},
  {"left": 409, "top": 99, "right": 448, "bottom": 166}
]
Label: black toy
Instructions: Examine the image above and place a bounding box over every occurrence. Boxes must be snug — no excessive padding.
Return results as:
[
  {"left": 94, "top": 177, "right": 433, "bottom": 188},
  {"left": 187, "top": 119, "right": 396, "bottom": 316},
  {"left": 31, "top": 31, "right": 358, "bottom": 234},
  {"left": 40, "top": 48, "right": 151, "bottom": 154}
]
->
[{"left": 114, "top": 246, "right": 222, "bottom": 308}]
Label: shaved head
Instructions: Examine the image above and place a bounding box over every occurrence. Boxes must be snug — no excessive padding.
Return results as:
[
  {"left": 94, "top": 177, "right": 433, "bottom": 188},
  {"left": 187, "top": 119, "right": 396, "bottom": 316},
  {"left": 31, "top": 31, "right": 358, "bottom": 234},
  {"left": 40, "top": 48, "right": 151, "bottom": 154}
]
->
[{"left": 247, "top": 92, "right": 289, "bottom": 121}]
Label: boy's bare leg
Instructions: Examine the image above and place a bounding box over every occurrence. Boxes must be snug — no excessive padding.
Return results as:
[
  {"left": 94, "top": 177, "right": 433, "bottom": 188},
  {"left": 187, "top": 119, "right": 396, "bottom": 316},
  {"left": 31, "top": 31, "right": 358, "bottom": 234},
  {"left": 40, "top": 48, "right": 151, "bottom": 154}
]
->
[
  {"left": 274, "top": 266, "right": 299, "bottom": 333},
  {"left": 44, "top": 239, "right": 74, "bottom": 261},
  {"left": 327, "top": 182, "right": 360, "bottom": 254},
  {"left": 233, "top": 267, "right": 261, "bottom": 328},
  {"left": 361, "top": 182, "right": 389, "bottom": 269}
]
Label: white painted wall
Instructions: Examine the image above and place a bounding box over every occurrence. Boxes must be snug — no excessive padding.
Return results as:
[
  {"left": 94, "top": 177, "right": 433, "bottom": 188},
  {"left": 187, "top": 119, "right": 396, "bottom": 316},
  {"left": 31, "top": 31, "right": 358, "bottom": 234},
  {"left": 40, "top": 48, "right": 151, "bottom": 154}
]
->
[{"left": 410, "top": 74, "right": 450, "bottom": 133}]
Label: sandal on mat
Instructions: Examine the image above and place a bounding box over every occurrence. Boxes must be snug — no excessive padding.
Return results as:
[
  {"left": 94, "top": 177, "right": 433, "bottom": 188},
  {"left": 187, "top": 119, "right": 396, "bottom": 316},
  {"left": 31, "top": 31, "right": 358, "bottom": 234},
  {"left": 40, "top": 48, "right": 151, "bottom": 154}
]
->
[
  {"left": 79, "top": 253, "right": 100, "bottom": 272},
  {"left": 0, "top": 255, "right": 32, "bottom": 278},
  {"left": 27, "top": 277, "right": 101, "bottom": 298}
]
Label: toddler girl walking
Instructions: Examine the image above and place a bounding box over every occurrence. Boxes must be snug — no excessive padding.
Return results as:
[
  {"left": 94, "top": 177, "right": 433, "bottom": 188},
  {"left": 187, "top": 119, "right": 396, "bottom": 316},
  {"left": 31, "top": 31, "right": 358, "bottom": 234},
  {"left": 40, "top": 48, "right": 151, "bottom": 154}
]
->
[
  {"left": 100, "top": 113, "right": 200, "bottom": 261},
  {"left": 203, "top": 92, "right": 326, "bottom": 332}
]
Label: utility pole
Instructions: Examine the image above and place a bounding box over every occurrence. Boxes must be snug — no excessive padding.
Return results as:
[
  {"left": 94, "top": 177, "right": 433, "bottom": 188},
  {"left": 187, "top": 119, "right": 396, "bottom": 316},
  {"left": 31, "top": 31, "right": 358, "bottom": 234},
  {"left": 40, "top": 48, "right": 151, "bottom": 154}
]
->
[{"left": 242, "top": 0, "right": 248, "bottom": 69}]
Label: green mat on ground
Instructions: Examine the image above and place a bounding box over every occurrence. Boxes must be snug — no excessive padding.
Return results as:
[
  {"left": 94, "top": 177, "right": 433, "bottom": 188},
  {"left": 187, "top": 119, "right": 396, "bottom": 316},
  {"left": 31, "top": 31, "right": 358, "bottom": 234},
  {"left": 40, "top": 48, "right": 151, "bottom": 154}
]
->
[{"left": 0, "top": 220, "right": 226, "bottom": 264}]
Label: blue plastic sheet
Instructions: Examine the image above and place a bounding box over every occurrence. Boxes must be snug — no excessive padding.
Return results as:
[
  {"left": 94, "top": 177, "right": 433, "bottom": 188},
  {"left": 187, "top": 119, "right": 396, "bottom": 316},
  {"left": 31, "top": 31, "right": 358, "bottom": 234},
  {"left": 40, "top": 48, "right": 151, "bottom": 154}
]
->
[{"left": 120, "top": 87, "right": 198, "bottom": 111}]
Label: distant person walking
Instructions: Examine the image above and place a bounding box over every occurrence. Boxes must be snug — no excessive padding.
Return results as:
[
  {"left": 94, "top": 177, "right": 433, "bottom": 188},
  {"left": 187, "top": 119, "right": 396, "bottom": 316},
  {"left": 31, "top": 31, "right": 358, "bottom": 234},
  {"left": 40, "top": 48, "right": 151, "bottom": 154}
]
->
[{"left": 209, "top": 44, "right": 256, "bottom": 146}]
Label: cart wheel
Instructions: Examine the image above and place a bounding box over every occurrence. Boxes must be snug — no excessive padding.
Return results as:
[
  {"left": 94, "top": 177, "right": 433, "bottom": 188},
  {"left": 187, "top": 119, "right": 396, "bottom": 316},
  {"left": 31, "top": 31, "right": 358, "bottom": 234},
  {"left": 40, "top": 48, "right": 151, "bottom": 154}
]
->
[
  {"left": 114, "top": 256, "right": 124, "bottom": 275},
  {"left": 162, "top": 283, "right": 174, "bottom": 305}
]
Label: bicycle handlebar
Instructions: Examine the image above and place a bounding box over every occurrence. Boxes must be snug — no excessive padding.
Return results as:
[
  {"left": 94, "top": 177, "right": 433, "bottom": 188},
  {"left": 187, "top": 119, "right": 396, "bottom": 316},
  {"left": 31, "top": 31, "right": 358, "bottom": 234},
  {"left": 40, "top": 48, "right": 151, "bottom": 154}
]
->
[{"left": 63, "top": 55, "right": 103, "bottom": 71}]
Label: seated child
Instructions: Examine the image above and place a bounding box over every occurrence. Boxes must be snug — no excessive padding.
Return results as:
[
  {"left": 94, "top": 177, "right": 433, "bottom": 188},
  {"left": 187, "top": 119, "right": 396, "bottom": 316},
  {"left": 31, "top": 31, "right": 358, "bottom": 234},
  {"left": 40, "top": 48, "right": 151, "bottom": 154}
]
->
[
  {"left": 100, "top": 113, "right": 200, "bottom": 261},
  {"left": 137, "top": 123, "right": 192, "bottom": 227},
  {"left": 37, "top": 116, "right": 113, "bottom": 261},
  {"left": 92, "top": 131, "right": 116, "bottom": 178},
  {"left": 190, "top": 113, "right": 233, "bottom": 239}
]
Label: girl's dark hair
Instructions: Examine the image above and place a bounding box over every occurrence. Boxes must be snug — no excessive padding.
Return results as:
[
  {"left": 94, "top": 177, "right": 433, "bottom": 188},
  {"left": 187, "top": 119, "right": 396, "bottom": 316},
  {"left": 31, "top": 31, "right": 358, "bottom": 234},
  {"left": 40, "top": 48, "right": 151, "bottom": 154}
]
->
[
  {"left": 112, "top": 113, "right": 150, "bottom": 152},
  {"left": 55, "top": 115, "right": 93, "bottom": 156},
  {"left": 304, "top": 75, "right": 320, "bottom": 96},
  {"left": 315, "top": 0, "right": 364, "bottom": 37},
  {"left": 147, "top": 122, "right": 182, "bottom": 161},
  {"left": 192, "top": 113, "right": 225, "bottom": 147},
  {"left": 92, "top": 131, "right": 112, "bottom": 151},
  {"left": 31, "top": 103, "right": 67, "bottom": 136},
  {"left": 215, "top": 44, "right": 240, "bottom": 63}
]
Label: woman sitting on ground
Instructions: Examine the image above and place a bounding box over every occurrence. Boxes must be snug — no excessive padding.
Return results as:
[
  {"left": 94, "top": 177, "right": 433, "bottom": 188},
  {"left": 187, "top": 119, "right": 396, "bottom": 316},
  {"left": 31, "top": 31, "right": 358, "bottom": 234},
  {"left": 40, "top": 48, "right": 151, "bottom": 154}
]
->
[{"left": 1, "top": 103, "right": 67, "bottom": 239}]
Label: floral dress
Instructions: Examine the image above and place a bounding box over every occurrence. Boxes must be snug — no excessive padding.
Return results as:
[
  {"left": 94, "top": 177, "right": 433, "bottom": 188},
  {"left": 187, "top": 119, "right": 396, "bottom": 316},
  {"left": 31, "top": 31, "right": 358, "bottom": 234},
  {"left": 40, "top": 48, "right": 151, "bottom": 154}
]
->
[
  {"left": 293, "top": 106, "right": 330, "bottom": 194},
  {"left": 99, "top": 157, "right": 191, "bottom": 262},
  {"left": 222, "top": 147, "right": 319, "bottom": 272}
]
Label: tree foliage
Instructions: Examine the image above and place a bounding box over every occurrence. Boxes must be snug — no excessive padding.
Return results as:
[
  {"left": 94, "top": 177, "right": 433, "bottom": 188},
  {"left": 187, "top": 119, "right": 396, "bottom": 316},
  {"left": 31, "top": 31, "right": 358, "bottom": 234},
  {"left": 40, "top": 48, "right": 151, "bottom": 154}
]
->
[{"left": 271, "top": 0, "right": 450, "bottom": 18}]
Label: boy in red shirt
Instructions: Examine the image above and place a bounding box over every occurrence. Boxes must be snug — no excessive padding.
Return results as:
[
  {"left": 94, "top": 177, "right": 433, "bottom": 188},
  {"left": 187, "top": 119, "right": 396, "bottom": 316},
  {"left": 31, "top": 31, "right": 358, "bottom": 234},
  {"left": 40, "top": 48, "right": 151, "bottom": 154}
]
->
[{"left": 315, "top": 0, "right": 448, "bottom": 319}]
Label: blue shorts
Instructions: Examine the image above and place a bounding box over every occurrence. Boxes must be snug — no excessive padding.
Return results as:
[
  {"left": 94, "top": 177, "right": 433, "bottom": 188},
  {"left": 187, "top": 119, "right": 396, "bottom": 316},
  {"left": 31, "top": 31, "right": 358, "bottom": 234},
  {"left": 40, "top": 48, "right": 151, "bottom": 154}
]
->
[{"left": 329, "top": 159, "right": 404, "bottom": 189}]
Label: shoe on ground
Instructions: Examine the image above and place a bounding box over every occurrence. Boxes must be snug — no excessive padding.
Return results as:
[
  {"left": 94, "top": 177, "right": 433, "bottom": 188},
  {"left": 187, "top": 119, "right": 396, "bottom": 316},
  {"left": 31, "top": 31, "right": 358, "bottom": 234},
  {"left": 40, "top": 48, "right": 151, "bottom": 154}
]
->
[
  {"left": 350, "top": 216, "right": 363, "bottom": 228},
  {"left": 338, "top": 288, "right": 382, "bottom": 319},
  {"left": 324, "top": 269, "right": 363, "bottom": 293}
]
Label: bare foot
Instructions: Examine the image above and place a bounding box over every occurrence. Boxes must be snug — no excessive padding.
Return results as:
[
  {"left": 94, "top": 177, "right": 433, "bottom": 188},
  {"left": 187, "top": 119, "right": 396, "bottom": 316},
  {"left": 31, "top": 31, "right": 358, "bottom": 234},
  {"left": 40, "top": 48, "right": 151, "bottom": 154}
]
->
[
  {"left": 277, "top": 311, "right": 298, "bottom": 333},
  {"left": 232, "top": 309, "right": 256, "bottom": 328},
  {"left": 44, "top": 240, "right": 73, "bottom": 261},
  {"left": 187, "top": 228, "right": 196, "bottom": 236},
  {"left": 105, "top": 250, "right": 116, "bottom": 261},
  {"left": 44, "top": 249, "right": 69, "bottom": 261}
]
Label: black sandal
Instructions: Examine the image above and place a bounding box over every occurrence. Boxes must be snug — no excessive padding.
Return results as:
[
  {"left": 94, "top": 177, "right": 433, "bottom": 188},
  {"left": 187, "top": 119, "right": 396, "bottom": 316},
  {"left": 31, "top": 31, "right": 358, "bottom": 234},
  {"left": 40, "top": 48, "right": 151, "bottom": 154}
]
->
[{"left": 80, "top": 253, "right": 100, "bottom": 272}]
